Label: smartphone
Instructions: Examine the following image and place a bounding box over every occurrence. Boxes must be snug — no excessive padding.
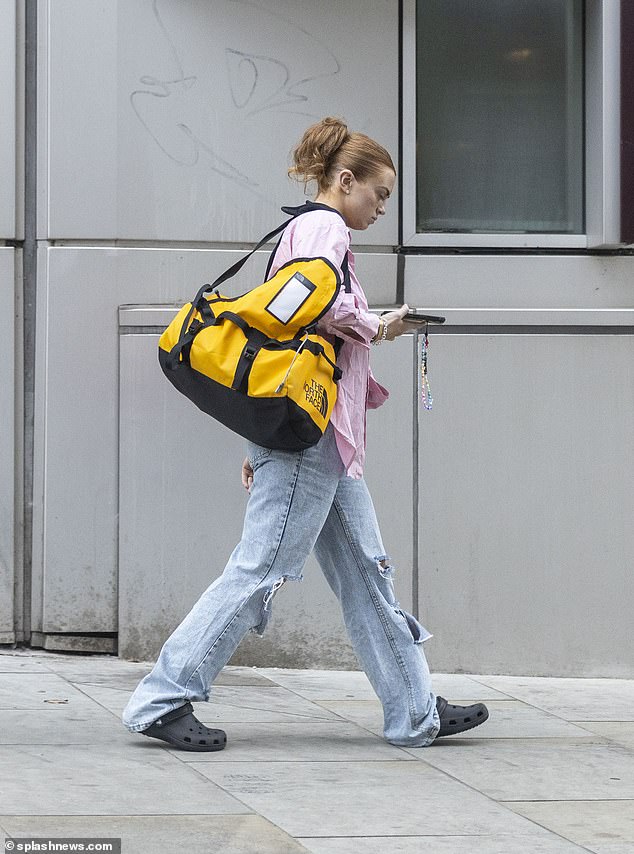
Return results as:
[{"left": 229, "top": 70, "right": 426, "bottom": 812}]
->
[{"left": 403, "top": 310, "right": 446, "bottom": 324}]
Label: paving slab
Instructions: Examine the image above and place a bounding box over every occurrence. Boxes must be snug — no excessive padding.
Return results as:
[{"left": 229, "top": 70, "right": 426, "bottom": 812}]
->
[
  {"left": 43, "top": 658, "right": 276, "bottom": 689},
  {"left": 0, "top": 707, "right": 130, "bottom": 745},
  {"left": 408, "top": 741, "right": 634, "bottom": 801},
  {"left": 313, "top": 699, "right": 383, "bottom": 735},
  {"left": 72, "top": 682, "right": 338, "bottom": 728},
  {"left": 0, "top": 652, "right": 55, "bottom": 672},
  {"left": 575, "top": 722, "right": 634, "bottom": 749},
  {"left": 191, "top": 759, "right": 562, "bottom": 838},
  {"left": 0, "top": 744, "right": 251, "bottom": 815},
  {"left": 471, "top": 675, "right": 634, "bottom": 721},
  {"left": 168, "top": 720, "right": 412, "bottom": 763},
  {"left": 261, "top": 669, "right": 379, "bottom": 701},
  {"left": 215, "top": 667, "right": 290, "bottom": 687},
  {"left": 505, "top": 800, "right": 634, "bottom": 850},
  {"left": 0, "top": 815, "right": 306, "bottom": 853},
  {"left": 198, "top": 686, "right": 340, "bottom": 723},
  {"left": 264, "top": 669, "right": 510, "bottom": 702},
  {"left": 430, "top": 674, "right": 513, "bottom": 702},
  {"left": 585, "top": 845, "right": 634, "bottom": 854},
  {"left": 0, "top": 673, "right": 103, "bottom": 711},
  {"left": 63, "top": 683, "right": 130, "bottom": 717},
  {"left": 317, "top": 699, "right": 604, "bottom": 742},
  {"left": 299, "top": 835, "right": 590, "bottom": 854},
  {"left": 433, "top": 701, "right": 605, "bottom": 740}
]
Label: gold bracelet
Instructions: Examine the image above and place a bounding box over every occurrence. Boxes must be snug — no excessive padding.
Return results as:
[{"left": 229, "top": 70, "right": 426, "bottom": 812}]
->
[{"left": 372, "top": 319, "right": 388, "bottom": 346}]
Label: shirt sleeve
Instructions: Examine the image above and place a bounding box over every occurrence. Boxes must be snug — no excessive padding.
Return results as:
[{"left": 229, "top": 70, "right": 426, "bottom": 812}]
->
[{"left": 289, "top": 214, "right": 380, "bottom": 346}]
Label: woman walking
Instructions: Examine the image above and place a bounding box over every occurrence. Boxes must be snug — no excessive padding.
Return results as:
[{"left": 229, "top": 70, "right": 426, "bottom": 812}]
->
[{"left": 122, "top": 117, "right": 489, "bottom": 750}]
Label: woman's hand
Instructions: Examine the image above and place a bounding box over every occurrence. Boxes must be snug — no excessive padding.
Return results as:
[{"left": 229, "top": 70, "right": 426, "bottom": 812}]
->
[
  {"left": 380, "top": 304, "right": 417, "bottom": 341},
  {"left": 241, "top": 457, "right": 254, "bottom": 492}
]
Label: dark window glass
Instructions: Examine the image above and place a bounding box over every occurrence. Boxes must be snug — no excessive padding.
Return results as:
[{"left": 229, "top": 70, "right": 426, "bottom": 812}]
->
[{"left": 416, "top": 0, "right": 584, "bottom": 233}]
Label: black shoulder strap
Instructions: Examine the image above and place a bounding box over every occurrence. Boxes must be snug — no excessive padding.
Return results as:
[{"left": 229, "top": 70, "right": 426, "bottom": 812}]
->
[
  {"left": 192, "top": 202, "right": 351, "bottom": 315},
  {"left": 265, "top": 202, "right": 352, "bottom": 294}
]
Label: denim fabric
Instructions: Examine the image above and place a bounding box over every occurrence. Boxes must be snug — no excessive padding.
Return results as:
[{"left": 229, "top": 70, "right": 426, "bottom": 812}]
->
[{"left": 122, "top": 425, "right": 440, "bottom": 747}]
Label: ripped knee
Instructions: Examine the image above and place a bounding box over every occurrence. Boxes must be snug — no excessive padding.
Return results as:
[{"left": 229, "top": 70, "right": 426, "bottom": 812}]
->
[
  {"left": 252, "top": 575, "right": 298, "bottom": 637},
  {"left": 374, "top": 553, "right": 394, "bottom": 579}
]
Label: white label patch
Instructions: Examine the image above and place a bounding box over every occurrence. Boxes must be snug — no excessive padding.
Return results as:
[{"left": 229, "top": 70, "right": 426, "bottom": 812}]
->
[{"left": 266, "top": 273, "right": 315, "bottom": 324}]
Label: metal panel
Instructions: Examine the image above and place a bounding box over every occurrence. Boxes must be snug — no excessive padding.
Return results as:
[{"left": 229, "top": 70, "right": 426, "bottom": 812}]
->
[
  {"left": 585, "top": 0, "right": 622, "bottom": 247},
  {"left": 404, "top": 253, "right": 634, "bottom": 321},
  {"left": 0, "top": 0, "right": 17, "bottom": 237},
  {"left": 621, "top": 0, "right": 634, "bottom": 243},
  {"left": 118, "top": 322, "right": 413, "bottom": 666},
  {"left": 42, "top": 0, "right": 398, "bottom": 244},
  {"left": 32, "top": 247, "right": 397, "bottom": 638},
  {"left": 417, "top": 333, "right": 634, "bottom": 677},
  {"left": 0, "top": 249, "right": 15, "bottom": 641}
]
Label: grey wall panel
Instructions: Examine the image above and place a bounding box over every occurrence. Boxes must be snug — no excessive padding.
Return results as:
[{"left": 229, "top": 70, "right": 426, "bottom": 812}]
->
[
  {"left": 33, "top": 247, "right": 397, "bottom": 637},
  {"left": 117, "top": 332, "right": 249, "bottom": 661},
  {"left": 118, "top": 329, "right": 413, "bottom": 667},
  {"left": 0, "top": 0, "right": 17, "bottom": 237},
  {"left": 353, "top": 252, "right": 398, "bottom": 306},
  {"left": 43, "top": 0, "right": 398, "bottom": 244},
  {"left": 0, "top": 249, "right": 15, "bottom": 640},
  {"left": 40, "top": 0, "right": 118, "bottom": 239},
  {"left": 404, "top": 254, "right": 634, "bottom": 318},
  {"left": 417, "top": 333, "right": 634, "bottom": 677}
]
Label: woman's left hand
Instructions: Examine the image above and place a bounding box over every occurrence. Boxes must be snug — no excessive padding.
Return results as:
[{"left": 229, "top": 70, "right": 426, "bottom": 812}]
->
[
  {"left": 241, "top": 457, "right": 254, "bottom": 492},
  {"left": 380, "top": 304, "right": 417, "bottom": 341}
]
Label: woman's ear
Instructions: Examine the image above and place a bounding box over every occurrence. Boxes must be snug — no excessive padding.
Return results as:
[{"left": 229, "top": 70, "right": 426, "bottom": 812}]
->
[{"left": 337, "top": 169, "right": 354, "bottom": 195}]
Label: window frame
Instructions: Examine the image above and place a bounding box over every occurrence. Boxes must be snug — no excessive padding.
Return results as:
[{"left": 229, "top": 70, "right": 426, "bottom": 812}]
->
[{"left": 402, "top": 0, "right": 621, "bottom": 249}]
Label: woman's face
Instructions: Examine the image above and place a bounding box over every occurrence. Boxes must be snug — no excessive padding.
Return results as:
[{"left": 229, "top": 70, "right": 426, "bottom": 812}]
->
[{"left": 341, "top": 166, "right": 395, "bottom": 230}]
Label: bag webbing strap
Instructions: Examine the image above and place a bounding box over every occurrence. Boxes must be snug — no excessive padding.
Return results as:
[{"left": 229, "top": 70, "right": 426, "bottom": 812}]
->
[{"left": 171, "top": 202, "right": 351, "bottom": 365}]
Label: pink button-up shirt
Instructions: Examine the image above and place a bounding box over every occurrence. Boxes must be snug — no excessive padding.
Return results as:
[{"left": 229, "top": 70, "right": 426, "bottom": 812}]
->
[{"left": 268, "top": 209, "right": 389, "bottom": 478}]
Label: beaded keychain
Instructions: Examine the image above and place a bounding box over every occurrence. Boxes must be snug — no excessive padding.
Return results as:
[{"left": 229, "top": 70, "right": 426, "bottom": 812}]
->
[{"left": 420, "top": 324, "right": 433, "bottom": 410}]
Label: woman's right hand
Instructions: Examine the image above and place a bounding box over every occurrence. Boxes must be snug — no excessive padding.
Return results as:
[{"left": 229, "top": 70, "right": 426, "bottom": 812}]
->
[
  {"left": 241, "top": 457, "right": 254, "bottom": 492},
  {"left": 380, "top": 304, "right": 416, "bottom": 341}
]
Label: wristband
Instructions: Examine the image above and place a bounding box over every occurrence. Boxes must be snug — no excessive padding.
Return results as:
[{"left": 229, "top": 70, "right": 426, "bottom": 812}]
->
[{"left": 372, "top": 319, "right": 388, "bottom": 345}]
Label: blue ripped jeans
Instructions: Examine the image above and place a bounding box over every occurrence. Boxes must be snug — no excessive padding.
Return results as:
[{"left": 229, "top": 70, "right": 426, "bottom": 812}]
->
[{"left": 122, "top": 425, "right": 440, "bottom": 746}]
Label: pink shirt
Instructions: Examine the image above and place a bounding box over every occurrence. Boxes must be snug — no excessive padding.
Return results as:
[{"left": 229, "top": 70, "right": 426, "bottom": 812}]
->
[{"left": 269, "top": 209, "right": 389, "bottom": 478}]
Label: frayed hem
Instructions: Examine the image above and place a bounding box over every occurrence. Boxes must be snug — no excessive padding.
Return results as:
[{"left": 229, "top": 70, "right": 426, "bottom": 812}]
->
[
  {"left": 124, "top": 722, "right": 154, "bottom": 733},
  {"left": 385, "top": 724, "right": 440, "bottom": 748}
]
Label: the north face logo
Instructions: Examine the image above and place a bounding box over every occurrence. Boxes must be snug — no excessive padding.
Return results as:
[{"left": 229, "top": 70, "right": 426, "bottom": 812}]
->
[{"left": 304, "top": 379, "right": 328, "bottom": 418}]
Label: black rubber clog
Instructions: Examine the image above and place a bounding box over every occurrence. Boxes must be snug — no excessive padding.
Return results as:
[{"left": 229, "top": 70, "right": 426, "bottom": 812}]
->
[
  {"left": 142, "top": 701, "right": 227, "bottom": 752},
  {"left": 435, "top": 696, "right": 489, "bottom": 738}
]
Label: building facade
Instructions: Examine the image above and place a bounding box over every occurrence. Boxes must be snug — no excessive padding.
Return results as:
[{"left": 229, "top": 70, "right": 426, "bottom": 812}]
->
[{"left": 2, "top": 0, "right": 633, "bottom": 676}]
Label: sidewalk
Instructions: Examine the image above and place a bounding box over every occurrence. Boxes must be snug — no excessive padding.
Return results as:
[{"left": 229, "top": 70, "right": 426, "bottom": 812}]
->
[{"left": 0, "top": 649, "right": 633, "bottom": 854}]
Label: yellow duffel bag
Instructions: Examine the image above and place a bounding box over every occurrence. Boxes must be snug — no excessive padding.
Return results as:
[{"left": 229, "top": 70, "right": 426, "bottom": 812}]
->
[{"left": 158, "top": 204, "right": 349, "bottom": 450}]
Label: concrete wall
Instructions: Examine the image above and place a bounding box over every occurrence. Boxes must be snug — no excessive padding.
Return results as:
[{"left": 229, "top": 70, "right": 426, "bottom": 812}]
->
[
  {"left": 0, "top": 0, "right": 19, "bottom": 644},
  {"left": 7, "top": 0, "right": 634, "bottom": 674},
  {"left": 0, "top": 249, "right": 16, "bottom": 644}
]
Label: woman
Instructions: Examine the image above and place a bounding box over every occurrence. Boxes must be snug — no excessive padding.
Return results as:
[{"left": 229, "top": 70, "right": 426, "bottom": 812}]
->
[{"left": 122, "top": 117, "right": 488, "bottom": 750}]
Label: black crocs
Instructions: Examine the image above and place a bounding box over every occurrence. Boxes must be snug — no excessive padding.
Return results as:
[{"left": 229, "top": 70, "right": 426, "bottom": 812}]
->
[
  {"left": 435, "top": 696, "right": 489, "bottom": 738},
  {"left": 141, "top": 702, "right": 227, "bottom": 752}
]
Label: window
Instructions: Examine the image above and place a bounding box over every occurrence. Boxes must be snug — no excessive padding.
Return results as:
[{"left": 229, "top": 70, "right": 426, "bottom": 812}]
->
[{"left": 404, "top": 0, "right": 588, "bottom": 246}]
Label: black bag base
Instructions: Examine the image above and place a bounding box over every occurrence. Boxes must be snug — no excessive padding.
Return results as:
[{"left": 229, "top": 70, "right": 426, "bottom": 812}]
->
[{"left": 159, "top": 349, "right": 323, "bottom": 451}]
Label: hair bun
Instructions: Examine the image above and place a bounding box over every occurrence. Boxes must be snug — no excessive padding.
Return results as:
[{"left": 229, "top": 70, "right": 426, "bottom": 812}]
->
[
  {"left": 288, "top": 116, "right": 395, "bottom": 193},
  {"left": 289, "top": 117, "right": 349, "bottom": 190}
]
